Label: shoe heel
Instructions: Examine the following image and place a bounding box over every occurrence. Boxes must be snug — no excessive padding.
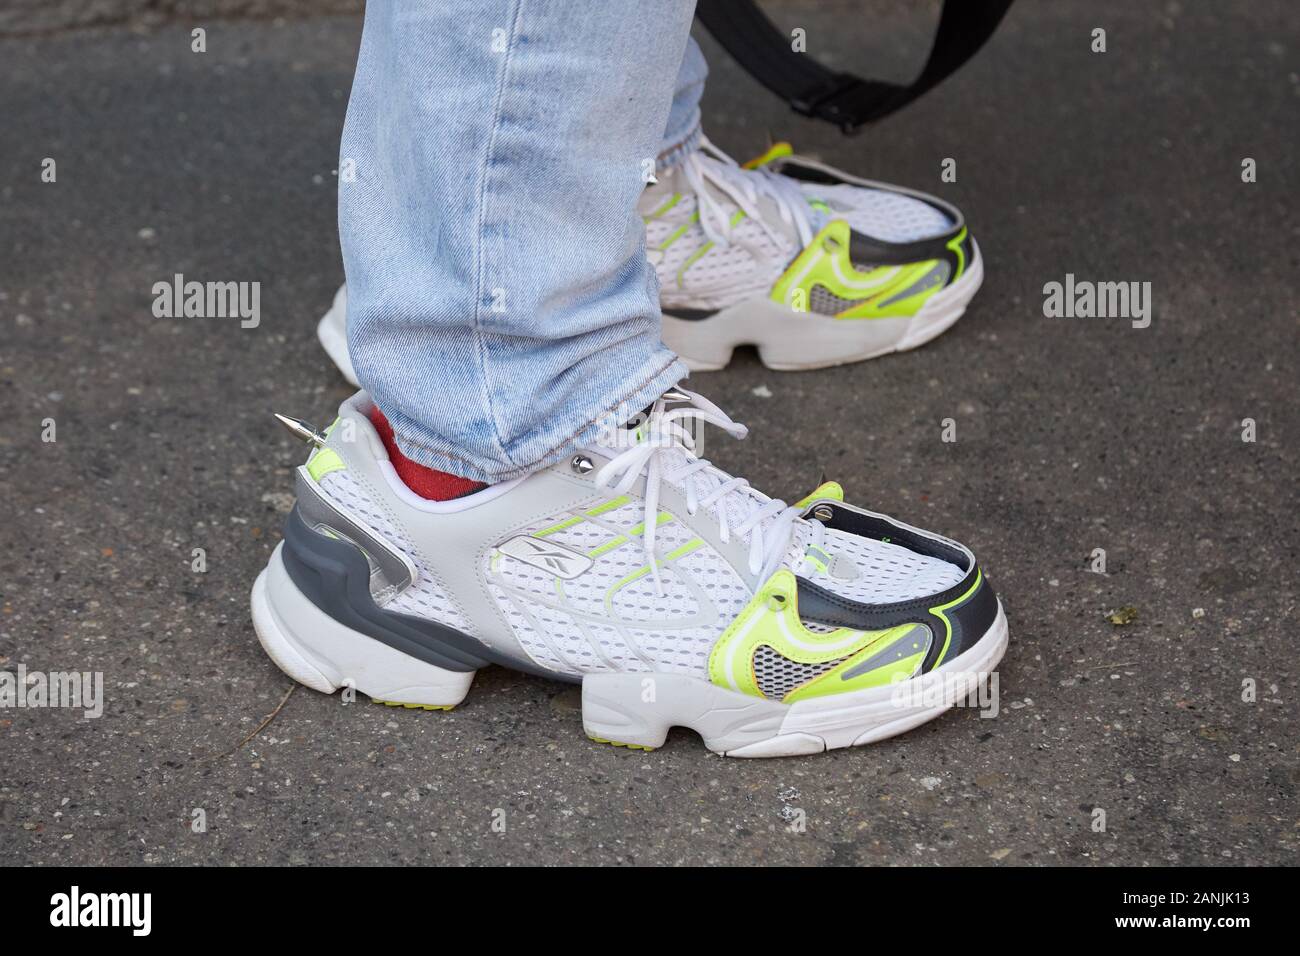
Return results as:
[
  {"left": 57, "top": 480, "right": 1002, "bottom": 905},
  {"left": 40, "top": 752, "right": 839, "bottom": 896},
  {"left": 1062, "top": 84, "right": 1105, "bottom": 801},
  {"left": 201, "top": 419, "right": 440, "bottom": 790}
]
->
[{"left": 251, "top": 545, "right": 474, "bottom": 709}]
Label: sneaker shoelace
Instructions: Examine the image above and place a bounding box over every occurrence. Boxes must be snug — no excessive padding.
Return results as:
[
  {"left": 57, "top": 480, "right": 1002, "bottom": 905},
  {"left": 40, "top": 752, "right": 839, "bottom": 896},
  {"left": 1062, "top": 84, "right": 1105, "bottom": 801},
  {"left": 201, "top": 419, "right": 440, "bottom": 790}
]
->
[
  {"left": 682, "top": 136, "right": 817, "bottom": 251},
  {"left": 591, "top": 389, "right": 825, "bottom": 595}
]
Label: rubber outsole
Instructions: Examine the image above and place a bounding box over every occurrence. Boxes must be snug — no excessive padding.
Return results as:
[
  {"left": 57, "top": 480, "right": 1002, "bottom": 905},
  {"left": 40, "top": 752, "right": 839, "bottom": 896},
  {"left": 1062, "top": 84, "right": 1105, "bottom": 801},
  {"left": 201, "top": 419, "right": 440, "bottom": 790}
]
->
[{"left": 252, "top": 545, "right": 1009, "bottom": 758}]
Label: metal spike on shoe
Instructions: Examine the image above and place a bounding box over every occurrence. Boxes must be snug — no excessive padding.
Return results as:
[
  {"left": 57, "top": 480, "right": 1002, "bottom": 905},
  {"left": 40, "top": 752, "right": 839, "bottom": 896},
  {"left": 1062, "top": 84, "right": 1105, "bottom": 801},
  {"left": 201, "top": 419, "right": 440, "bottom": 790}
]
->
[{"left": 274, "top": 413, "right": 327, "bottom": 448}]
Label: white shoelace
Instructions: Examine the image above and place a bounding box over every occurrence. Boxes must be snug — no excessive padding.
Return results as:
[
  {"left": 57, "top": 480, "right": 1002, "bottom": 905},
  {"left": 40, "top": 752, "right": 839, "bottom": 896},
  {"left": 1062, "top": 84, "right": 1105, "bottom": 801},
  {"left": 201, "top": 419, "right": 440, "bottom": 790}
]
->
[
  {"left": 591, "top": 389, "right": 821, "bottom": 595},
  {"left": 681, "top": 136, "right": 816, "bottom": 250}
]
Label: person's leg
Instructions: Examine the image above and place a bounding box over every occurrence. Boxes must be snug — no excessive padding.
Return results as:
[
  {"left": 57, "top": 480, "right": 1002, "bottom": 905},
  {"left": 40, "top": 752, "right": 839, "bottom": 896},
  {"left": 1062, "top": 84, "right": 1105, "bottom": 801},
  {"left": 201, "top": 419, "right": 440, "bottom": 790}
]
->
[
  {"left": 316, "top": 30, "right": 708, "bottom": 391},
  {"left": 339, "top": 0, "right": 695, "bottom": 485},
  {"left": 657, "top": 36, "right": 708, "bottom": 172},
  {"left": 258, "top": 9, "right": 1009, "bottom": 752}
]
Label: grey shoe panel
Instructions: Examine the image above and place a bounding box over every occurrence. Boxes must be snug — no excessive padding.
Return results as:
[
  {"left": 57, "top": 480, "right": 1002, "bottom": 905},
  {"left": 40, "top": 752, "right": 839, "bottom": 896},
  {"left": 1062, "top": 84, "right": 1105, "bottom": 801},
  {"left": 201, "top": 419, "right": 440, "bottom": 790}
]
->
[
  {"left": 839, "top": 623, "right": 932, "bottom": 681},
  {"left": 281, "top": 504, "right": 576, "bottom": 681},
  {"left": 326, "top": 396, "right": 613, "bottom": 667},
  {"left": 294, "top": 465, "right": 415, "bottom": 605}
]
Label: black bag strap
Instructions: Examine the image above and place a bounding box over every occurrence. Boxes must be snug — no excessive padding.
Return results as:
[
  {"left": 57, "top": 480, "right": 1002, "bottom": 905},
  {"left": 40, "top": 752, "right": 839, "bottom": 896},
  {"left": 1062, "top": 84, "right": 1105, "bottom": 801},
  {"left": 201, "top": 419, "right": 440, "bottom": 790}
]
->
[{"left": 694, "top": 0, "right": 1015, "bottom": 134}]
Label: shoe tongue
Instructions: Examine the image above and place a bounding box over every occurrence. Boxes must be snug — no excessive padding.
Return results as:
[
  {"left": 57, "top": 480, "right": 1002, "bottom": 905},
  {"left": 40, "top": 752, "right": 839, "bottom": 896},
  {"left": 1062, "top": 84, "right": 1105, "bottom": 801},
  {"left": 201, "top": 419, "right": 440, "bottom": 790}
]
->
[
  {"left": 591, "top": 392, "right": 810, "bottom": 571},
  {"left": 591, "top": 407, "right": 784, "bottom": 554},
  {"left": 782, "top": 520, "right": 813, "bottom": 572}
]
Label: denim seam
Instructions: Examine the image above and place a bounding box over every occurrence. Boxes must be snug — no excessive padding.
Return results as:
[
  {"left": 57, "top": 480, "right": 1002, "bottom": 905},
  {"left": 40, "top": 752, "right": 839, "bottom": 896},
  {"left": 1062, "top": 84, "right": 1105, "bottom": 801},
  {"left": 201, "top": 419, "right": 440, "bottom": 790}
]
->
[
  {"left": 468, "top": 0, "right": 525, "bottom": 468},
  {"left": 392, "top": 352, "right": 683, "bottom": 482}
]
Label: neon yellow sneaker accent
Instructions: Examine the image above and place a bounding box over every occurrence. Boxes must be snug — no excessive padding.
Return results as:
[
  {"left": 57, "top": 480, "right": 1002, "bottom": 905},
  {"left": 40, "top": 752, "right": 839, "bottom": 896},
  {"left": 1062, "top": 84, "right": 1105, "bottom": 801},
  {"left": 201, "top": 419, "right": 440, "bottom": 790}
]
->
[
  {"left": 534, "top": 515, "right": 584, "bottom": 538},
  {"left": 658, "top": 210, "right": 702, "bottom": 252},
  {"left": 584, "top": 496, "right": 632, "bottom": 517},
  {"left": 675, "top": 209, "right": 744, "bottom": 288},
  {"left": 587, "top": 512, "right": 674, "bottom": 561},
  {"left": 743, "top": 141, "right": 794, "bottom": 169},
  {"left": 304, "top": 417, "right": 346, "bottom": 480},
  {"left": 664, "top": 538, "right": 705, "bottom": 561},
  {"left": 371, "top": 698, "right": 454, "bottom": 711},
  {"left": 948, "top": 226, "right": 968, "bottom": 280},
  {"left": 927, "top": 568, "right": 983, "bottom": 668},
  {"left": 802, "top": 548, "right": 830, "bottom": 575},
  {"left": 643, "top": 193, "right": 681, "bottom": 221},
  {"left": 609, "top": 564, "right": 653, "bottom": 594},
  {"left": 677, "top": 241, "right": 714, "bottom": 287},
  {"left": 785, "top": 632, "right": 927, "bottom": 703},
  {"left": 603, "top": 537, "right": 704, "bottom": 599},
  {"left": 588, "top": 735, "right": 656, "bottom": 752},
  {"left": 306, "top": 447, "right": 345, "bottom": 481},
  {"left": 628, "top": 512, "right": 673, "bottom": 536},
  {"left": 831, "top": 259, "right": 940, "bottom": 319},
  {"left": 588, "top": 535, "right": 629, "bottom": 558},
  {"left": 708, "top": 569, "right": 921, "bottom": 702},
  {"left": 770, "top": 219, "right": 946, "bottom": 319},
  {"left": 794, "top": 481, "right": 845, "bottom": 508}
]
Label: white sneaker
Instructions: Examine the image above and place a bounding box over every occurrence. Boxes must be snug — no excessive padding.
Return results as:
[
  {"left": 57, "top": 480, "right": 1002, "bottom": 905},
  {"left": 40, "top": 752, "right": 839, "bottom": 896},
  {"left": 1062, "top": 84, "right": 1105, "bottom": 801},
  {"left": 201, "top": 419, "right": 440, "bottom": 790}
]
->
[
  {"left": 317, "top": 284, "right": 357, "bottom": 386},
  {"left": 251, "top": 389, "right": 1007, "bottom": 757},
  {"left": 316, "top": 139, "right": 982, "bottom": 382},
  {"left": 647, "top": 139, "right": 982, "bottom": 370}
]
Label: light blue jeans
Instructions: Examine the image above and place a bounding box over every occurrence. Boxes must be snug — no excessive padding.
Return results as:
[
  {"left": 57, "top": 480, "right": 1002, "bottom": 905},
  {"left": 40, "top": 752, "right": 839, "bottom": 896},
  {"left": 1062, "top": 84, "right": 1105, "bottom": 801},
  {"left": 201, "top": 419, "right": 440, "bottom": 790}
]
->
[{"left": 340, "top": 1, "right": 707, "bottom": 483}]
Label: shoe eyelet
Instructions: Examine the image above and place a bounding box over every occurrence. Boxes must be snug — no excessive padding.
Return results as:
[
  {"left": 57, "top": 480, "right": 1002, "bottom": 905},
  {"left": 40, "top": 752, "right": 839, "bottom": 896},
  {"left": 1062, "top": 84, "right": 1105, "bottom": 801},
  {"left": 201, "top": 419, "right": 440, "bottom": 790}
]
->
[
  {"left": 766, "top": 593, "right": 787, "bottom": 612},
  {"left": 570, "top": 455, "right": 594, "bottom": 475},
  {"left": 812, "top": 504, "right": 833, "bottom": 521}
]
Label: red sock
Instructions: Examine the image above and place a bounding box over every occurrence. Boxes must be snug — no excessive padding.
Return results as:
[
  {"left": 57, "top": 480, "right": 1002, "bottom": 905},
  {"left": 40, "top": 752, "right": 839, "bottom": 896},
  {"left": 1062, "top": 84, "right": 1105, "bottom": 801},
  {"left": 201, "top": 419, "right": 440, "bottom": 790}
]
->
[{"left": 368, "top": 407, "right": 487, "bottom": 501}]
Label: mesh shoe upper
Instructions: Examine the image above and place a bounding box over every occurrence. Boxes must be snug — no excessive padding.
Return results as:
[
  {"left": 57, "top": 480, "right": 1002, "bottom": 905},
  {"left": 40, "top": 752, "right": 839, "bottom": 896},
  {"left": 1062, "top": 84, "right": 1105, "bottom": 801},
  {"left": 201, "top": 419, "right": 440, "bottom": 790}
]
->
[
  {"left": 311, "top": 392, "right": 976, "bottom": 686},
  {"left": 640, "top": 138, "right": 962, "bottom": 311},
  {"left": 799, "top": 182, "right": 953, "bottom": 244}
]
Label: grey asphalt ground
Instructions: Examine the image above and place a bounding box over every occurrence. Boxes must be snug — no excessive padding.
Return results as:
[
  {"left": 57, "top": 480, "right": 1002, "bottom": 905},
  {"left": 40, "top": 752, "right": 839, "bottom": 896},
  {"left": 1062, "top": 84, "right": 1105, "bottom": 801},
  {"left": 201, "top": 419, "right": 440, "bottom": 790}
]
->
[{"left": 1, "top": 1, "right": 1296, "bottom": 866}]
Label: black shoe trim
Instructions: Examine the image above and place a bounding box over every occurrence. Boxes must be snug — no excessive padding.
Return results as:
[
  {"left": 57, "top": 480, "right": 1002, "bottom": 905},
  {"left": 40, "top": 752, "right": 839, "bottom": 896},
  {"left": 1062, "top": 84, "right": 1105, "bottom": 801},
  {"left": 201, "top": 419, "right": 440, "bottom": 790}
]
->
[
  {"left": 807, "top": 501, "right": 970, "bottom": 569},
  {"left": 847, "top": 226, "right": 963, "bottom": 274},
  {"left": 796, "top": 567, "right": 1000, "bottom": 674},
  {"left": 662, "top": 306, "right": 719, "bottom": 322}
]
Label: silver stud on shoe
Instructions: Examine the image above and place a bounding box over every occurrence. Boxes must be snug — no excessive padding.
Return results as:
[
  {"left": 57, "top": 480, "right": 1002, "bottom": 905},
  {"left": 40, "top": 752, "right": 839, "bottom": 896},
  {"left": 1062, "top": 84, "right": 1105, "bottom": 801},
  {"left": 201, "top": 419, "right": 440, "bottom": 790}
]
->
[
  {"left": 274, "top": 413, "right": 327, "bottom": 448},
  {"left": 570, "top": 455, "right": 594, "bottom": 475},
  {"left": 812, "top": 504, "right": 834, "bottom": 521}
]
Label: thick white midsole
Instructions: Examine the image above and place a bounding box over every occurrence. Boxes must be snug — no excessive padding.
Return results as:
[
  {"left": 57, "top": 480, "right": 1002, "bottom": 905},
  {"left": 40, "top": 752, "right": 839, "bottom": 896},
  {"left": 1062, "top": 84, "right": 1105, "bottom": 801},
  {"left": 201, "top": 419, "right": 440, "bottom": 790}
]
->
[
  {"left": 252, "top": 543, "right": 1008, "bottom": 757},
  {"left": 581, "top": 603, "right": 1007, "bottom": 757},
  {"left": 661, "top": 242, "right": 984, "bottom": 371},
  {"left": 251, "top": 543, "right": 474, "bottom": 707}
]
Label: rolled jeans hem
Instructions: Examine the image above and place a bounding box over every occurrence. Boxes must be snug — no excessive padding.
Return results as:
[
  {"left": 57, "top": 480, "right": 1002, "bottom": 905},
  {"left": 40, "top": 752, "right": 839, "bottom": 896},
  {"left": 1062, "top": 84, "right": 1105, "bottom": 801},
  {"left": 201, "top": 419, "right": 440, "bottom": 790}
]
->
[
  {"left": 388, "top": 350, "right": 689, "bottom": 484},
  {"left": 657, "top": 123, "right": 702, "bottom": 173}
]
